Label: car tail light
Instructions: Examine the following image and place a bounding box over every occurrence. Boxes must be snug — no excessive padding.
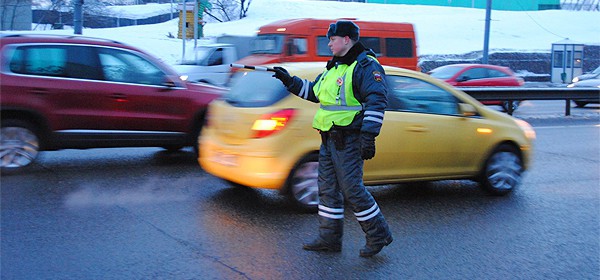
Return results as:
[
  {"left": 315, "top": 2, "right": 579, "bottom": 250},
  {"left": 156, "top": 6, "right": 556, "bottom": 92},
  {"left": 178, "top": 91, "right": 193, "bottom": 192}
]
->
[{"left": 251, "top": 109, "right": 296, "bottom": 138}]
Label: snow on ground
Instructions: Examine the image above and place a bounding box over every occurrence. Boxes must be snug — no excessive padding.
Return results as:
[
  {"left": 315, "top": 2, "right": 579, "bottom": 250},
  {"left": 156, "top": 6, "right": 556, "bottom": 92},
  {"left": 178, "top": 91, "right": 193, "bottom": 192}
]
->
[{"left": 23, "top": 0, "right": 600, "bottom": 66}]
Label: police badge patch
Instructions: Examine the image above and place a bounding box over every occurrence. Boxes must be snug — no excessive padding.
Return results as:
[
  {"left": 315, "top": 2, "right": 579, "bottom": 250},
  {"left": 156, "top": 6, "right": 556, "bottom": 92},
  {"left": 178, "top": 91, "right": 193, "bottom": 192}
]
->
[{"left": 373, "top": 71, "right": 383, "bottom": 82}]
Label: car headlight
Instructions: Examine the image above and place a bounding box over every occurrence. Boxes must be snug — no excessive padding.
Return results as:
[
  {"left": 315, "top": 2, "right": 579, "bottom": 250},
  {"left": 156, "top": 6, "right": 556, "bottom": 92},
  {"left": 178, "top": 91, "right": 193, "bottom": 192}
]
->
[{"left": 514, "top": 119, "right": 536, "bottom": 141}]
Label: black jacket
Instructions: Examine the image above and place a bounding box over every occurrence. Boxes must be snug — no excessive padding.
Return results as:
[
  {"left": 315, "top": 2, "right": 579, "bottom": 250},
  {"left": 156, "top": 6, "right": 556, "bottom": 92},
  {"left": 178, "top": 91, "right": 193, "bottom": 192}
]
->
[{"left": 286, "top": 42, "right": 388, "bottom": 136}]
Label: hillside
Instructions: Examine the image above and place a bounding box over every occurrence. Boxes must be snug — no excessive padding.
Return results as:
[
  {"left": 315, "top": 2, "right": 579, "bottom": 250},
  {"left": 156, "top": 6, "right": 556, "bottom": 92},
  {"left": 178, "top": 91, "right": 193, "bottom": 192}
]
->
[{"left": 26, "top": 0, "right": 600, "bottom": 77}]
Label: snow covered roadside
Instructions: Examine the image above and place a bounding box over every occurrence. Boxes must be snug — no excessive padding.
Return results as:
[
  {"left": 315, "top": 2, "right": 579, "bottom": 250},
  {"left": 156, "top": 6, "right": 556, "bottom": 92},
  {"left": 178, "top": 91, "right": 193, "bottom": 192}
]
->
[{"left": 25, "top": 0, "right": 600, "bottom": 78}]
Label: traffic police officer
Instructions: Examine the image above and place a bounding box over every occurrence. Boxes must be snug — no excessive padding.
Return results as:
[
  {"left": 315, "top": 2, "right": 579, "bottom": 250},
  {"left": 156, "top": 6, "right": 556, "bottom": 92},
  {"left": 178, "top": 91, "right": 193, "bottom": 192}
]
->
[{"left": 272, "top": 20, "right": 393, "bottom": 257}]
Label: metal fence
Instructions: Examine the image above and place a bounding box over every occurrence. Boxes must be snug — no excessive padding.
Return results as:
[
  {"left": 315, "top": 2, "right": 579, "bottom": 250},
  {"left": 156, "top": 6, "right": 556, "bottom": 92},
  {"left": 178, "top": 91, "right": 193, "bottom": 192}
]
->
[
  {"left": 561, "top": 0, "right": 600, "bottom": 11},
  {"left": 460, "top": 87, "right": 600, "bottom": 115},
  {"left": 32, "top": 10, "right": 178, "bottom": 29}
]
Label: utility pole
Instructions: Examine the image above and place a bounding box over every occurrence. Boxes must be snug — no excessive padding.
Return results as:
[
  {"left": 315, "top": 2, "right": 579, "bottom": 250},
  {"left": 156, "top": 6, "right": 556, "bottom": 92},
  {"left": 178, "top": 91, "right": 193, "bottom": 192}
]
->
[
  {"left": 73, "top": 0, "right": 83, "bottom": 34},
  {"left": 482, "top": 0, "right": 491, "bottom": 64},
  {"left": 181, "top": 0, "right": 186, "bottom": 62},
  {"left": 193, "top": 0, "right": 198, "bottom": 46}
]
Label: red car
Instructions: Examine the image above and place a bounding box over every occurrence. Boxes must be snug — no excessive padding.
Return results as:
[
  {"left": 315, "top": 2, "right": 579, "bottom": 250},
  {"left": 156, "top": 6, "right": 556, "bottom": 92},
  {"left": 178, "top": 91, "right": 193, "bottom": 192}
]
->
[
  {"left": 0, "top": 33, "right": 226, "bottom": 172},
  {"left": 428, "top": 63, "right": 524, "bottom": 112}
]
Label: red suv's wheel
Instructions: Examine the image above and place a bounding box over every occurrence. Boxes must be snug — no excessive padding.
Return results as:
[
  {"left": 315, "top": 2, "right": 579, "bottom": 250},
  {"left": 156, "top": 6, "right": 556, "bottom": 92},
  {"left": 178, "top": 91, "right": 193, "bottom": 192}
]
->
[{"left": 1, "top": 119, "right": 40, "bottom": 172}]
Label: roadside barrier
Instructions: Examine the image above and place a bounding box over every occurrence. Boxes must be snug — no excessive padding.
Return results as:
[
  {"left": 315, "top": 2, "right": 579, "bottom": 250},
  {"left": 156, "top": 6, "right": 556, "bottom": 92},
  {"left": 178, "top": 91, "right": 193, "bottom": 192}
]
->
[{"left": 458, "top": 87, "right": 600, "bottom": 115}]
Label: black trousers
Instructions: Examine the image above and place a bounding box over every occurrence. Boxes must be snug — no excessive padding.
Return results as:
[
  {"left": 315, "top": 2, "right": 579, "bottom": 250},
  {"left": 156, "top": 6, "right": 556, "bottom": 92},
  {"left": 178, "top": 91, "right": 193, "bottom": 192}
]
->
[{"left": 316, "top": 129, "right": 392, "bottom": 246}]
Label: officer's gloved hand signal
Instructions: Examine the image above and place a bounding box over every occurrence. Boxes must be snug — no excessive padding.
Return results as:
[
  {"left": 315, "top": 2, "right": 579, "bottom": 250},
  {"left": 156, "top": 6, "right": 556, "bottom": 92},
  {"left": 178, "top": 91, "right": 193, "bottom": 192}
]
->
[{"left": 273, "top": 66, "right": 293, "bottom": 87}]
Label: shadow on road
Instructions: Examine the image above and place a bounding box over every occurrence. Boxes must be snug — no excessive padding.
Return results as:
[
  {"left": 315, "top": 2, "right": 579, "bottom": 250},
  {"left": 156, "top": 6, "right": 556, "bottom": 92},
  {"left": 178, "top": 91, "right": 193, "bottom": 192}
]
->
[
  {"left": 210, "top": 185, "right": 301, "bottom": 215},
  {"left": 2, "top": 147, "right": 200, "bottom": 176},
  {"left": 208, "top": 179, "right": 515, "bottom": 216}
]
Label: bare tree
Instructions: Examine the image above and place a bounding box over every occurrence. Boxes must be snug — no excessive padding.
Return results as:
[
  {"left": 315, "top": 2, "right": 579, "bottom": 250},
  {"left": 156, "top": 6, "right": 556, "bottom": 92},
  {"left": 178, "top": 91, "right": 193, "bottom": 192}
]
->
[
  {"left": 208, "top": 0, "right": 252, "bottom": 22},
  {"left": 239, "top": 0, "right": 251, "bottom": 18},
  {"left": 32, "top": 0, "right": 109, "bottom": 29},
  {"left": 38, "top": 0, "right": 108, "bottom": 17}
]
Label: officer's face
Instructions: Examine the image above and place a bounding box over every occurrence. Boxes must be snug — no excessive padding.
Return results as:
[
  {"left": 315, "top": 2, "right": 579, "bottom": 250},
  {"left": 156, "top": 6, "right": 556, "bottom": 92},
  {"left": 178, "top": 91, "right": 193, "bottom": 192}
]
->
[{"left": 328, "top": 36, "right": 352, "bottom": 57}]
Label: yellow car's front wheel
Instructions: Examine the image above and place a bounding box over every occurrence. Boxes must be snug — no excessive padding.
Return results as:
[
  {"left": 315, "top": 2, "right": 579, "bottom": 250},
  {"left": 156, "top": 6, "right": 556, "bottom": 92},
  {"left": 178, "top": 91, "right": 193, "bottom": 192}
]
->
[{"left": 479, "top": 144, "right": 523, "bottom": 195}]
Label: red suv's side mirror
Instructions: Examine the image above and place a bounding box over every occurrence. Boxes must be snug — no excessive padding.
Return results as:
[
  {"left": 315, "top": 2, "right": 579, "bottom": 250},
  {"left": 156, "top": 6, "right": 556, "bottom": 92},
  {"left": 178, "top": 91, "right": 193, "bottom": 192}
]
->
[
  {"left": 161, "top": 76, "right": 181, "bottom": 89},
  {"left": 457, "top": 76, "right": 470, "bottom": 82}
]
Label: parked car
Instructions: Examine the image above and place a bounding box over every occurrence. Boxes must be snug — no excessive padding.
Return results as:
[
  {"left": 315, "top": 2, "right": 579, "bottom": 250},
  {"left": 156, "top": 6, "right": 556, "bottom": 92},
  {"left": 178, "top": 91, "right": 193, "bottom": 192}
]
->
[
  {"left": 571, "top": 65, "right": 600, "bottom": 83},
  {"left": 198, "top": 62, "right": 536, "bottom": 211},
  {"left": 0, "top": 33, "right": 226, "bottom": 172},
  {"left": 567, "top": 78, "right": 600, "bottom": 107},
  {"left": 428, "top": 63, "right": 524, "bottom": 112}
]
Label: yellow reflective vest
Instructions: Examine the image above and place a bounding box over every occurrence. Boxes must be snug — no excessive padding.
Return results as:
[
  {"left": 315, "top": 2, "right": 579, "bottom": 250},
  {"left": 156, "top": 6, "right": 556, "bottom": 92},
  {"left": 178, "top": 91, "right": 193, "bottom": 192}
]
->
[{"left": 312, "top": 61, "right": 363, "bottom": 131}]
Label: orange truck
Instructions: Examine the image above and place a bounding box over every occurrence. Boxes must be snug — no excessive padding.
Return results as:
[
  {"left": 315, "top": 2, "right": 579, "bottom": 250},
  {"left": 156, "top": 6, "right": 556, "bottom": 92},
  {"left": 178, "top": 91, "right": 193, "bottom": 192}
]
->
[{"left": 234, "top": 18, "right": 419, "bottom": 71}]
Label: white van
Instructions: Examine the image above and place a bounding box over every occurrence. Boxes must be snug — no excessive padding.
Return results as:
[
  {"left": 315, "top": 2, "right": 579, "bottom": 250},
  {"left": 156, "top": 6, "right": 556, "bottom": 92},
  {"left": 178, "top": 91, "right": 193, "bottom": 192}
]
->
[{"left": 173, "top": 43, "right": 238, "bottom": 86}]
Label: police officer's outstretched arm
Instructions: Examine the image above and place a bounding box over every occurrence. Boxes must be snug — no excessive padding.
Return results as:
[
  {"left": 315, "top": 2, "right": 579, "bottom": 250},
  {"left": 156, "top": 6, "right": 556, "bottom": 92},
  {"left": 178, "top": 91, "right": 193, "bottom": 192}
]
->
[
  {"left": 272, "top": 66, "right": 320, "bottom": 103},
  {"left": 356, "top": 58, "right": 388, "bottom": 160}
]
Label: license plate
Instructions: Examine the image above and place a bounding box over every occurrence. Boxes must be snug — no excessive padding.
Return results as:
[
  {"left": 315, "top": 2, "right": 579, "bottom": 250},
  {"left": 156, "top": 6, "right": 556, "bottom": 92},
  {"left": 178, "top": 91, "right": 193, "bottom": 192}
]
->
[{"left": 212, "top": 151, "right": 238, "bottom": 167}]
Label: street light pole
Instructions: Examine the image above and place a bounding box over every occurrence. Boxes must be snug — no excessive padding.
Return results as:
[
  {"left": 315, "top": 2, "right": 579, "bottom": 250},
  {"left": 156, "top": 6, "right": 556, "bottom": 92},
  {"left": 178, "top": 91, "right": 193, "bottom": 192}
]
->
[{"left": 482, "top": 0, "right": 492, "bottom": 64}]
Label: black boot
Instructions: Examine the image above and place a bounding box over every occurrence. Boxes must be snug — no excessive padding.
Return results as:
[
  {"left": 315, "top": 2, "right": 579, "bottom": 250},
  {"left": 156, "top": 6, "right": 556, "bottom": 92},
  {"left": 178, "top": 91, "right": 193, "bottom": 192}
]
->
[
  {"left": 359, "top": 235, "right": 393, "bottom": 257},
  {"left": 303, "top": 216, "right": 343, "bottom": 252},
  {"left": 358, "top": 212, "right": 393, "bottom": 257},
  {"left": 302, "top": 237, "right": 342, "bottom": 252}
]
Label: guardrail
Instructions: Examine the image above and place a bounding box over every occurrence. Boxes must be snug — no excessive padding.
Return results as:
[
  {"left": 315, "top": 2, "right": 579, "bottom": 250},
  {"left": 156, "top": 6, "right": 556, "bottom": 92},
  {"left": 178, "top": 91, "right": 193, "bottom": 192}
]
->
[{"left": 458, "top": 87, "right": 600, "bottom": 116}]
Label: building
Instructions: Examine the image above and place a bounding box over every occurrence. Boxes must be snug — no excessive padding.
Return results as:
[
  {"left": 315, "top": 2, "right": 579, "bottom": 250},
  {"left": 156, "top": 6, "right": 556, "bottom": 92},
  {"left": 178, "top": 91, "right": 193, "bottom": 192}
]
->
[
  {"left": 1, "top": 0, "right": 32, "bottom": 30},
  {"left": 364, "top": 0, "right": 561, "bottom": 11}
]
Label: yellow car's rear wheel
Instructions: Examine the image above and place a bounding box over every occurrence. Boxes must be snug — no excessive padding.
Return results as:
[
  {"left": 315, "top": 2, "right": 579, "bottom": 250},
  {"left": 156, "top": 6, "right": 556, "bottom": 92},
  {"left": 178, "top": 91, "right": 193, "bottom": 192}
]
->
[{"left": 285, "top": 153, "right": 319, "bottom": 212}]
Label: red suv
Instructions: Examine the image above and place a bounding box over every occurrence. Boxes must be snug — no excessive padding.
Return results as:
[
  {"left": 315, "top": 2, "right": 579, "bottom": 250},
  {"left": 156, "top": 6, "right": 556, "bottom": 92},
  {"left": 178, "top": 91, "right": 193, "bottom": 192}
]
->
[
  {"left": 0, "top": 33, "right": 225, "bottom": 171},
  {"left": 428, "top": 63, "right": 524, "bottom": 112}
]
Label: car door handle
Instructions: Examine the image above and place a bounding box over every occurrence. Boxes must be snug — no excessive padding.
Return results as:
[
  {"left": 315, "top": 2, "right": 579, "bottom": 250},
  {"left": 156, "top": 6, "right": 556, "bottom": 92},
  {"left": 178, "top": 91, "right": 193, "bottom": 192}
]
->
[
  {"left": 29, "top": 88, "right": 49, "bottom": 95},
  {"left": 109, "top": 93, "right": 128, "bottom": 102},
  {"left": 406, "top": 125, "right": 429, "bottom": 132}
]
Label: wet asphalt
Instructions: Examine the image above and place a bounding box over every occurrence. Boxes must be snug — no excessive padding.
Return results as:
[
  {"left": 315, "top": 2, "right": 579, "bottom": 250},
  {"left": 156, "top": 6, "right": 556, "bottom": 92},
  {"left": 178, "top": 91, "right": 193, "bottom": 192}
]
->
[{"left": 1, "top": 101, "right": 599, "bottom": 279}]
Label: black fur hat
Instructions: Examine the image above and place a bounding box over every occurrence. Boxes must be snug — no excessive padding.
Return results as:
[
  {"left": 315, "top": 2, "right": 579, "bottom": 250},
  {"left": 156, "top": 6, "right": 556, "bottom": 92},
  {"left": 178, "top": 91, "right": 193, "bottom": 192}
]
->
[{"left": 327, "top": 20, "right": 360, "bottom": 41}]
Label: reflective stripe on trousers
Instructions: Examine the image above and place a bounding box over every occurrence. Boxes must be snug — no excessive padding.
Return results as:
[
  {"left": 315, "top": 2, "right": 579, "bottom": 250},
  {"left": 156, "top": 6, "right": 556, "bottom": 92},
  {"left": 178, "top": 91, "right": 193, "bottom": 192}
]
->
[{"left": 317, "top": 130, "right": 379, "bottom": 220}]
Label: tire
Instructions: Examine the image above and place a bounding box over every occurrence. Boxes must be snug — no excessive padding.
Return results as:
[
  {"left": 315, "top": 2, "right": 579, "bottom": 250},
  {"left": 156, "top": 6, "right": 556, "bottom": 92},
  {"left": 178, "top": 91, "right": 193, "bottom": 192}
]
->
[
  {"left": 1, "top": 119, "right": 40, "bottom": 172},
  {"left": 501, "top": 101, "right": 520, "bottom": 112},
  {"left": 573, "top": 101, "right": 588, "bottom": 108},
  {"left": 285, "top": 154, "right": 319, "bottom": 212},
  {"left": 479, "top": 144, "right": 523, "bottom": 195}
]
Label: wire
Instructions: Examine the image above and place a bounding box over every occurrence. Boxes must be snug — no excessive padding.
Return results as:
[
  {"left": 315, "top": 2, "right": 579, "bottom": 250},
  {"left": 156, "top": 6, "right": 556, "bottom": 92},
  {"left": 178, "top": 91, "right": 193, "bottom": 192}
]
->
[{"left": 514, "top": 0, "right": 567, "bottom": 39}]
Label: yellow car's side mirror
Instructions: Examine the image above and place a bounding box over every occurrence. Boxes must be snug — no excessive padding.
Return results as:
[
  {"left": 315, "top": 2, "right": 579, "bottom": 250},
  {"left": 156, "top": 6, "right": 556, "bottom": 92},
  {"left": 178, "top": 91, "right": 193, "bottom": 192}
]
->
[{"left": 459, "top": 103, "right": 477, "bottom": 117}]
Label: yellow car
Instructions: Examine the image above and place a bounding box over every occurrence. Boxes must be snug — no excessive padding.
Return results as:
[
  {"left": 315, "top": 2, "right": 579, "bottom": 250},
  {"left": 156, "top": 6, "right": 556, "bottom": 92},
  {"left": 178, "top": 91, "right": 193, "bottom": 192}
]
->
[{"left": 199, "top": 62, "right": 535, "bottom": 211}]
